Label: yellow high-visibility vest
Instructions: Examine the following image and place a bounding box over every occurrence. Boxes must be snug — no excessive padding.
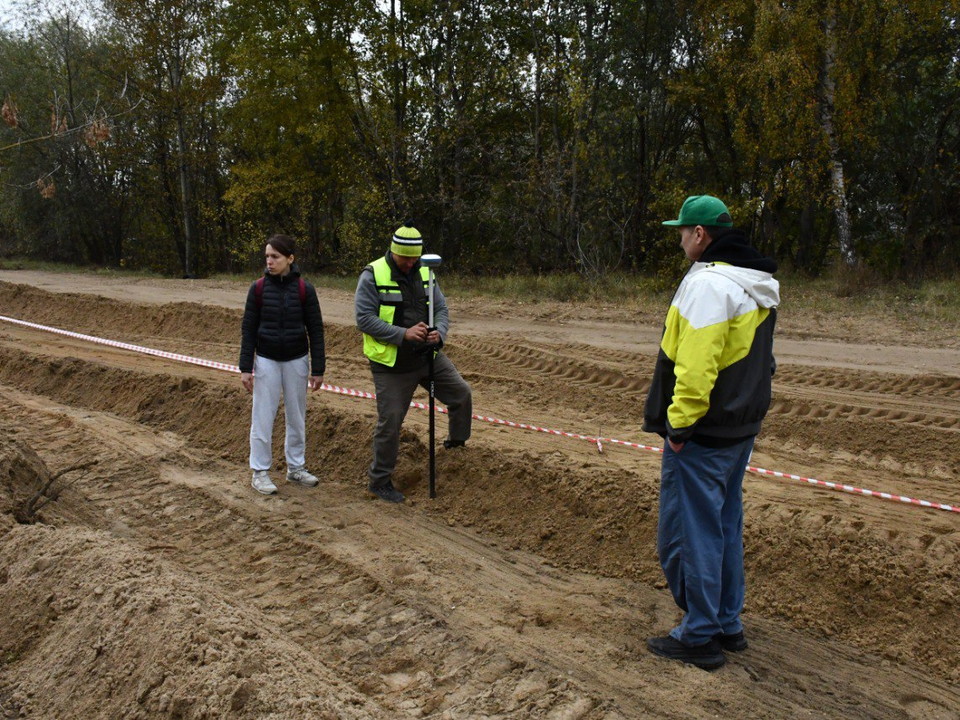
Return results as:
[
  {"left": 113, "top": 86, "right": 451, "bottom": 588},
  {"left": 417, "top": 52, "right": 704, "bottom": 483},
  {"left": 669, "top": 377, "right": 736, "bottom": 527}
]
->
[{"left": 362, "top": 257, "right": 430, "bottom": 367}]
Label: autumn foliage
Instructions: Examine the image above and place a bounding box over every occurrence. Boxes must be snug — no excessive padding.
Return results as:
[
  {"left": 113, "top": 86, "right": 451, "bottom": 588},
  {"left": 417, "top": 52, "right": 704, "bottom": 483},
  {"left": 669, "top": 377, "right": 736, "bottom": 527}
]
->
[{"left": 0, "top": 0, "right": 957, "bottom": 278}]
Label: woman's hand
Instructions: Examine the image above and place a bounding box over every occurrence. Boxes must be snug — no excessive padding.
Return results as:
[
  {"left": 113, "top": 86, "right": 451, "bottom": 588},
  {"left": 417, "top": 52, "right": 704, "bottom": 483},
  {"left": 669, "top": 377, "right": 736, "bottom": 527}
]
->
[
  {"left": 308, "top": 375, "right": 324, "bottom": 392},
  {"left": 241, "top": 372, "right": 254, "bottom": 393}
]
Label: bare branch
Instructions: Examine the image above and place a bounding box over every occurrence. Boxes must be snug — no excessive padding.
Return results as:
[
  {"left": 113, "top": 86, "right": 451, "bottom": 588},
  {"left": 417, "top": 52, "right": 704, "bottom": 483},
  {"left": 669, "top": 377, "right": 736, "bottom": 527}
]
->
[
  {"left": 2, "top": 164, "right": 62, "bottom": 190},
  {"left": 0, "top": 94, "right": 145, "bottom": 154}
]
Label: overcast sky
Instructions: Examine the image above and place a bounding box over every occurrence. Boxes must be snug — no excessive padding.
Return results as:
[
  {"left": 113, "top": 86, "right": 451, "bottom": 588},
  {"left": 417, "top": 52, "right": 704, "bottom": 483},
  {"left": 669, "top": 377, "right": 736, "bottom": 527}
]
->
[
  {"left": 0, "top": 1, "right": 19, "bottom": 31},
  {"left": 0, "top": 0, "right": 103, "bottom": 33}
]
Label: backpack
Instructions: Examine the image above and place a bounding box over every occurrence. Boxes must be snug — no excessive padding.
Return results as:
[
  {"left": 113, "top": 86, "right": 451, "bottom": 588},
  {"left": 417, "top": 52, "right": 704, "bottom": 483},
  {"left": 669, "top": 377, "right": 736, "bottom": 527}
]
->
[{"left": 255, "top": 276, "right": 306, "bottom": 309}]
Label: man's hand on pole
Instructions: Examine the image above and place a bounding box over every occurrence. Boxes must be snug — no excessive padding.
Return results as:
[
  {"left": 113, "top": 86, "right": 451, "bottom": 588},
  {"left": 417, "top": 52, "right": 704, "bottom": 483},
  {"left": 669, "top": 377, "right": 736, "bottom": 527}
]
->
[
  {"left": 426, "top": 329, "right": 441, "bottom": 345},
  {"left": 405, "top": 322, "right": 429, "bottom": 343}
]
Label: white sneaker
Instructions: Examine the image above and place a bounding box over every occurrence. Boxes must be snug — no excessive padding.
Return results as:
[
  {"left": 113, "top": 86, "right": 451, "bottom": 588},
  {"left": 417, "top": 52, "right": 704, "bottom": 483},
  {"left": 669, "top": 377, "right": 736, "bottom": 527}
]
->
[
  {"left": 251, "top": 470, "right": 277, "bottom": 495},
  {"left": 286, "top": 467, "right": 319, "bottom": 487}
]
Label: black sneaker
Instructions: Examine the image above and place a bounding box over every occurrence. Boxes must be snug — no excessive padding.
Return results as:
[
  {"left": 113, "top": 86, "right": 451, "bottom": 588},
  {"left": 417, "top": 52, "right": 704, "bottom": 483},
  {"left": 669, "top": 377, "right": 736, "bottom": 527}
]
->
[
  {"left": 647, "top": 636, "right": 726, "bottom": 670},
  {"left": 714, "top": 631, "right": 748, "bottom": 652},
  {"left": 443, "top": 439, "right": 466, "bottom": 449},
  {"left": 369, "top": 481, "right": 405, "bottom": 504}
]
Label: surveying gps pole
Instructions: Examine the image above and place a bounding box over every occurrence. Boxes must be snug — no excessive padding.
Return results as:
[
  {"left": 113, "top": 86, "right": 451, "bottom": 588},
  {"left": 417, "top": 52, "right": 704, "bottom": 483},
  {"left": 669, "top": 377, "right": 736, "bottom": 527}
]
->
[{"left": 420, "top": 253, "right": 442, "bottom": 499}]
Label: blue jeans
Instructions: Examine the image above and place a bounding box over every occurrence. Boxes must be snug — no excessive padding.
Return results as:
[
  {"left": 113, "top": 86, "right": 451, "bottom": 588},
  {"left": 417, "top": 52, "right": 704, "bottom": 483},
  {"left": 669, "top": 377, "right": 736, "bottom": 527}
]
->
[{"left": 658, "top": 436, "right": 754, "bottom": 645}]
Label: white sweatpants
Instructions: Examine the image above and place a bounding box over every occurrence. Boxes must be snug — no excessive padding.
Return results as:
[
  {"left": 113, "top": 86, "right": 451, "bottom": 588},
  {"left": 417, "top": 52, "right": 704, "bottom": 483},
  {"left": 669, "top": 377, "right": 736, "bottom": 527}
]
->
[{"left": 249, "top": 354, "right": 309, "bottom": 472}]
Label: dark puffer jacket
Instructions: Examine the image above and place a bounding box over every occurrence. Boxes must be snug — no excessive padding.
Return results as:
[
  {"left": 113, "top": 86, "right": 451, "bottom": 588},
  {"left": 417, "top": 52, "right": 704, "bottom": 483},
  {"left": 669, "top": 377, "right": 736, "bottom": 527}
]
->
[{"left": 238, "top": 264, "right": 325, "bottom": 375}]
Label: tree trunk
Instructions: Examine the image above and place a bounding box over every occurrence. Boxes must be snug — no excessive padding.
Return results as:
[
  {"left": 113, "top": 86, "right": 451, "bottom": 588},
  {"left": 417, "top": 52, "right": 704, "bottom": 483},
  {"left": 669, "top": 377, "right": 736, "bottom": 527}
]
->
[
  {"left": 176, "top": 117, "right": 194, "bottom": 276},
  {"left": 170, "top": 55, "right": 195, "bottom": 277},
  {"left": 819, "top": 9, "right": 856, "bottom": 266}
]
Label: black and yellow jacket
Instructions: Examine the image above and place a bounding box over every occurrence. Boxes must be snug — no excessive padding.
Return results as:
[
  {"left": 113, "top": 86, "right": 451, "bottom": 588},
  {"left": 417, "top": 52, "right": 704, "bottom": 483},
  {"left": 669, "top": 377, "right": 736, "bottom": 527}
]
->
[{"left": 642, "top": 230, "right": 779, "bottom": 445}]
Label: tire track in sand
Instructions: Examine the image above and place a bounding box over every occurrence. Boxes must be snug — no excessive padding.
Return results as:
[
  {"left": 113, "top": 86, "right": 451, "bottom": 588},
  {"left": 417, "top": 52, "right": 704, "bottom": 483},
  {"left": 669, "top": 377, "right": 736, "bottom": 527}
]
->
[{"left": 6, "top": 385, "right": 957, "bottom": 717}]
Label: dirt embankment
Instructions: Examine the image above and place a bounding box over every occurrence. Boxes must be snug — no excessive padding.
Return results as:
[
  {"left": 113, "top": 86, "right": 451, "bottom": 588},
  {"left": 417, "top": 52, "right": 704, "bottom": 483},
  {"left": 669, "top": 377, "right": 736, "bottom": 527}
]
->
[{"left": 0, "top": 276, "right": 959, "bottom": 718}]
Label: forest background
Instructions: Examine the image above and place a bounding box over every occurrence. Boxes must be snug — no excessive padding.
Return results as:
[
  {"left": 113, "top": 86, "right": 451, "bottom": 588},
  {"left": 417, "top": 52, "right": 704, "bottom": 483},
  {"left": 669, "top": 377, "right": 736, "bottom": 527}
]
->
[{"left": 0, "top": 0, "right": 958, "bottom": 281}]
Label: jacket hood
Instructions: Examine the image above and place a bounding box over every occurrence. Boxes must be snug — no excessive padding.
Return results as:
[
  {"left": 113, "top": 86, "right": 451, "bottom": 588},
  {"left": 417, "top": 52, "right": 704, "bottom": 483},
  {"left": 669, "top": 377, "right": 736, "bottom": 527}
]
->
[
  {"left": 693, "top": 262, "right": 780, "bottom": 309},
  {"left": 695, "top": 228, "right": 779, "bottom": 309}
]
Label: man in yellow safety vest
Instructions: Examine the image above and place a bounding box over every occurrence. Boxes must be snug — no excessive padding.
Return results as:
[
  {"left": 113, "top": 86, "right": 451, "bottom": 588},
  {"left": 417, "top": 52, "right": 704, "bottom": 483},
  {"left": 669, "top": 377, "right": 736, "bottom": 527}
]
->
[{"left": 354, "top": 222, "right": 473, "bottom": 503}]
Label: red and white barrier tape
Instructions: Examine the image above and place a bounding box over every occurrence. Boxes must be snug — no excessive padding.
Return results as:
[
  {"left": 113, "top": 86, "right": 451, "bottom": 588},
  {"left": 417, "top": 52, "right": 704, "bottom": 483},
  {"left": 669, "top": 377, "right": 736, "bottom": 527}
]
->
[
  {"left": 0, "top": 314, "right": 242, "bottom": 373},
  {"left": 2, "top": 313, "right": 958, "bottom": 514},
  {"left": 744, "top": 465, "right": 960, "bottom": 512}
]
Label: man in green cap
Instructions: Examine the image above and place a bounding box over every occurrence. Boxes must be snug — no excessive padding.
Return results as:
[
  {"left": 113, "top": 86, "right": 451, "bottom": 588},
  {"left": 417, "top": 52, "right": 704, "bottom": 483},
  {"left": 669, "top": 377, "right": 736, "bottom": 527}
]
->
[
  {"left": 354, "top": 221, "right": 473, "bottom": 503},
  {"left": 643, "top": 195, "right": 780, "bottom": 669}
]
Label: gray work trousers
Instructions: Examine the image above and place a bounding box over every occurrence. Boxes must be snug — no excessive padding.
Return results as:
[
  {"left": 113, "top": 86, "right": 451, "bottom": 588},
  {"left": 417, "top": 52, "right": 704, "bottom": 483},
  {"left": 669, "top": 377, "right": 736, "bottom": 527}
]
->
[{"left": 368, "top": 352, "right": 472, "bottom": 489}]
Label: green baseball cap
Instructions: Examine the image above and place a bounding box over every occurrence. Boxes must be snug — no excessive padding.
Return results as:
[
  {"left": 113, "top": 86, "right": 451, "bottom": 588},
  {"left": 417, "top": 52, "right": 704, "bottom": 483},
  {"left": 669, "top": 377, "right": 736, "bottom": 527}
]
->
[{"left": 662, "top": 195, "right": 733, "bottom": 227}]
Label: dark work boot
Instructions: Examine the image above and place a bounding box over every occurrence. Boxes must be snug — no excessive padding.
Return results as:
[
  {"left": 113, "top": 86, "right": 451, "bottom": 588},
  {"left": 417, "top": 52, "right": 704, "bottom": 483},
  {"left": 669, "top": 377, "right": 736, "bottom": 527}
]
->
[
  {"left": 714, "top": 630, "right": 748, "bottom": 652},
  {"left": 443, "top": 439, "right": 466, "bottom": 450},
  {"left": 369, "top": 480, "right": 405, "bottom": 504},
  {"left": 646, "top": 636, "right": 726, "bottom": 670}
]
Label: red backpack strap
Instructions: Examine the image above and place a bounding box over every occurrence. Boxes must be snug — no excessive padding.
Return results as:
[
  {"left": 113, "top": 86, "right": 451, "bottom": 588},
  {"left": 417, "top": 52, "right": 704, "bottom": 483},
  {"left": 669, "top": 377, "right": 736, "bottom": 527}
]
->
[
  {"left": 298, "top": 277, "right": 306, "bottom": 306},
  {"left": 255, "top": 277, "right": 265, "bottom": 309}
]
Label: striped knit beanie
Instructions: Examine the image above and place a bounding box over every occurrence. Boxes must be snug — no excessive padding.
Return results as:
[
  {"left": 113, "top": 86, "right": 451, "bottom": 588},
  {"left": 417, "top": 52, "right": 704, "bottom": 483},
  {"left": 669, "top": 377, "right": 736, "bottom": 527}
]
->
[{"left": 391, "top": 222, "right": 423, "bottom": 257}]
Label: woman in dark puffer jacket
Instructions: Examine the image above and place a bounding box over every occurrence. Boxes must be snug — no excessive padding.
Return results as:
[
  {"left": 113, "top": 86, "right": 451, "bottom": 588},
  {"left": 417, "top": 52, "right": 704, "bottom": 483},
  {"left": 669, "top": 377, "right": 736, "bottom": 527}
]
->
[{"left": 239, "top": 234, "right": 325, "bottom": 495}]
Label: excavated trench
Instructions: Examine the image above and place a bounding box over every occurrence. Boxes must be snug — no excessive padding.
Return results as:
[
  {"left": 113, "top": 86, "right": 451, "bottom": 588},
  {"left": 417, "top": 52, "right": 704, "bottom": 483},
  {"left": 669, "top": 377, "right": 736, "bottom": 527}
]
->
[{"left": 1, "top": 279, "right": 958, "bottom": 717}]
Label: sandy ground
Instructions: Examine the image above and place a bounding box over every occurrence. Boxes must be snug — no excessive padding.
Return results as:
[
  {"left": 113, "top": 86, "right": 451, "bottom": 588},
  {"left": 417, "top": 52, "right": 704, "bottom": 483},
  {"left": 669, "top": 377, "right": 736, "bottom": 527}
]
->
[{"left": 0, "top": 270, "right": 959, "bottom": 718}]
